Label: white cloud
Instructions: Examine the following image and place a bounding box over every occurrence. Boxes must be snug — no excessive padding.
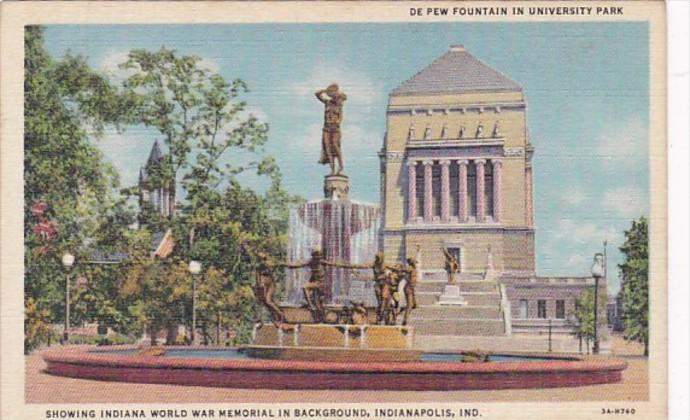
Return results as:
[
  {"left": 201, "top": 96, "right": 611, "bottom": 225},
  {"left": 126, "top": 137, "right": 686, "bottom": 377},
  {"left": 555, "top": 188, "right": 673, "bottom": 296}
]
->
[
  {"left": 285, "top": 63, "right": 384, "bottom": 116},
  {"left": 559, "top": 186, "right": 588, "bottom": 206},
  {"left": 342, "top": 124, "right": 383, "bottom": 155},
  {"left": 99, "top": 50, "right": 130, "bottom": 74},
  {"left": 549, "top": 219, "right": 618, "bottom": 244},
  {"left": 596, "top": 118, "right": 648, "bottom": 169},
  {"left": 198, "top": 57, "right": 220, "bottom": 74},
  {"left": 601, "top": 186, "right": 648, "bottom": 218},
  {"left": 92, "top": 128, "right": 156, "bottom": 188}
]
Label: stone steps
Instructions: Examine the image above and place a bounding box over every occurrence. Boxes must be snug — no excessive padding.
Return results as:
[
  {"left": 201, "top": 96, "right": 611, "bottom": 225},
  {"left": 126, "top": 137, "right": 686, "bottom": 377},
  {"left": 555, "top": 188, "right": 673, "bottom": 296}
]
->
[
  {"left": 416, "top": 281, "right": 498, "bottom": 293},
  {"left": 416, "top": 291, "right": 501, "bottom": 307},
  {"left": 421, "top": 271, "right": 484, "bottom": 282},
  {"left": 410, "top": 319, "right": 505, "bottom": 336},
  {"left": 410, "top": 305, "right": 501, "bottom": 320},
  {"left": 458, "top": 282, "right": 499, "bottom": 293},
  {"left": 462, "top": 293, "right": 502, "bottom": 306},
  {"left": 416, "top": 292, "right": 440, "bottom": 305}
]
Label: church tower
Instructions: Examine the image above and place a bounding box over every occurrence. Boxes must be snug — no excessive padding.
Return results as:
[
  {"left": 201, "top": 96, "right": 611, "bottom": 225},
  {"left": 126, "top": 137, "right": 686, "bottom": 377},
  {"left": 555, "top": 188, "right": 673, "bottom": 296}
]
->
[
  {"left": 139, "top": 140, "right": 176, "bottom": 219},
  {"left": 380, "top": 45, "right": 535, "bottom": 275}
]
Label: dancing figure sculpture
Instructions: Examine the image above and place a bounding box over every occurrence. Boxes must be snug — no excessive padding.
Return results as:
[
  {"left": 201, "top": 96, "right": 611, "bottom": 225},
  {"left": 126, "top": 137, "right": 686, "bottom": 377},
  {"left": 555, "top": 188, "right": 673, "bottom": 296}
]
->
[
  {"left": 278, "top": 250, "right": 341, "bottom": 323},
  {"left": 344, "top": 253, "right": 396, "bottom": 324},
  {"left": 253, "top": 252, "right": 287, "bottom": 325},
  {"left": 400, "top": 257, "right": 419, "bottom": 326}
]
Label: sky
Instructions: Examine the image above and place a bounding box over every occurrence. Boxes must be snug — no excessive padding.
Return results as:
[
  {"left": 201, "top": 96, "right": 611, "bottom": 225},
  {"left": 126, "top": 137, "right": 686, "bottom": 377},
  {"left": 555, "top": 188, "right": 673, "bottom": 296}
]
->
[{"left": 43, "top": 23, "right": 649, "bottom": 292}]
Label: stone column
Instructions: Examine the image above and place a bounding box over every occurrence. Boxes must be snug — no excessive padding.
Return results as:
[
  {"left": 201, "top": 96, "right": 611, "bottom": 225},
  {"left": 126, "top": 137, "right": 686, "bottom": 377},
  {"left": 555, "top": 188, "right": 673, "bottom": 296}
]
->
[
  {"left": 492, "top": 159, "right": 502, "bottom": 222},
  {"left": 407, "top": 160, "right": 417, "bottom": 223},
  {"left": 423, "top": 160, "right": 433, "bottom": 223},
  {"left": 440, "top": 160, "right": 451, "bottom": 222},
  {"left": 457, "top": 160, "right": 468, "bottom": 223},
  {"left": 475, "top": 159, "right": 486, "bottom": 222},
  {"left": 526, "top": 164, "right": 534, "bottom": 226}
]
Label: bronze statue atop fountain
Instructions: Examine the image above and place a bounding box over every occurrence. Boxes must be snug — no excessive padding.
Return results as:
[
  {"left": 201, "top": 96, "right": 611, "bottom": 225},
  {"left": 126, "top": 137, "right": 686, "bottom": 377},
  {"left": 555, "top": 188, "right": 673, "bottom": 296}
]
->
[{"left": 315, "top": 83, "right": 347, "bottom": 175}]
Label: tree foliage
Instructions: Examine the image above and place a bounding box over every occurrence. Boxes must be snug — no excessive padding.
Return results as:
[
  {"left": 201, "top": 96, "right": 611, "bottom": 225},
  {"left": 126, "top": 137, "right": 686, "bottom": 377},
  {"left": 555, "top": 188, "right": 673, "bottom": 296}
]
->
[
  {"left": 24, "top": 26, "right": 136, "bottom": 351},
  {"left": 24, "top": 30, "right": 302, "bottom": 351},
  {"left": 568, "top": 288, "right": 607, "bottom": 348},
  {"left": 618, "top": 216, "right": 649, "bottom": 356},
  {"left": 118, "top": 47, "right": 302, "bottom": 342}
]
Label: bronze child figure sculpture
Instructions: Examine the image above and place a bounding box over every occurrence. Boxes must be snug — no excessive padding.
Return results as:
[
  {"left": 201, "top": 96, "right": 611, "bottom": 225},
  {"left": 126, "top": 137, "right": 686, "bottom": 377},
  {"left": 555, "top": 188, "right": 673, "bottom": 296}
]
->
[
  {"left": 278, "top": 249, "right": 341, "bottom": 323},
  {"left": 400, "top": 257, "right": 419, "bottom": 326},
  {"left": 253, "top": 252, "right": 287, "bottom": 325},
  {"left": 345, "top": 252, "right": 395, "bottom": 324}
]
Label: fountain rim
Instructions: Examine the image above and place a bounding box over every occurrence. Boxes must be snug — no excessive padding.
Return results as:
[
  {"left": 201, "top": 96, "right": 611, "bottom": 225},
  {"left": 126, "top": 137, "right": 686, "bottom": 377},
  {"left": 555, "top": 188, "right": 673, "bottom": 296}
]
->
[{"left": 42, "top": 345, "right": 628, "bottom": 375}]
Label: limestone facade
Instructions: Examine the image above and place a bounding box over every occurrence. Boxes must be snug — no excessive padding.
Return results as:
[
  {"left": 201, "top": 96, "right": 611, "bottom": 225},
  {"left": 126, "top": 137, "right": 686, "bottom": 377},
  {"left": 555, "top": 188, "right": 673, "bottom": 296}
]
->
[{"left": 380, "top": 45, "right": 535, "bottom": 274}]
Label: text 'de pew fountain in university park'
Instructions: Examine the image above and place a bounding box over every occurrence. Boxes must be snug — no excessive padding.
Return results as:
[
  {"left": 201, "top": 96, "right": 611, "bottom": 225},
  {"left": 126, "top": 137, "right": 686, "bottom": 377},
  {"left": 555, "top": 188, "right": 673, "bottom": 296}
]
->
[{"left": 42, "top": 83, "right": 627, "bottom": 391}]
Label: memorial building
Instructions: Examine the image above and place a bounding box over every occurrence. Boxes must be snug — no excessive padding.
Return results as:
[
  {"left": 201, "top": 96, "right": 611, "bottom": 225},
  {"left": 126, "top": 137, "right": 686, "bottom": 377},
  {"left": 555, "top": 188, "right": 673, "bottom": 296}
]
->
[
  {"left": 379, "top": 46, "right": 605, "bottom": 341},
  {"left": 380, "top": 45, "right": 534, "bottom": 273}
]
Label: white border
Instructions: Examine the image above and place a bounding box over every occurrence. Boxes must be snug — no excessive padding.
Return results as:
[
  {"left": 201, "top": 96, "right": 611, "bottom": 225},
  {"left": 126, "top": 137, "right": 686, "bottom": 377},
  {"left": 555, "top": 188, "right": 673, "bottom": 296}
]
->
[{"left": 667, "top": 2, "right": 689, "bottom": 420}]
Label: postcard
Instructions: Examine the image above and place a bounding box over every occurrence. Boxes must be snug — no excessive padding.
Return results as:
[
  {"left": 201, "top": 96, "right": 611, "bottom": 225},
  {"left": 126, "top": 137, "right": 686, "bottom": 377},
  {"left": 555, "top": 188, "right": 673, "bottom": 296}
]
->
[{"left": 0, "top": 1, "right": 667, "bottom": 419}]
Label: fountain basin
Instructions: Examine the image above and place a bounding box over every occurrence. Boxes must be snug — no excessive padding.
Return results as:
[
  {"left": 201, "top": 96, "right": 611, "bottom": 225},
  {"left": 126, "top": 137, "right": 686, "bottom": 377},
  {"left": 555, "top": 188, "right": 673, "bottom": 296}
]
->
[
  {"left": 244, "top": 345, "right": 423, "bottom": 362},
  {"left": 42, "top": 346, "right": 627, "bottom": 390}
]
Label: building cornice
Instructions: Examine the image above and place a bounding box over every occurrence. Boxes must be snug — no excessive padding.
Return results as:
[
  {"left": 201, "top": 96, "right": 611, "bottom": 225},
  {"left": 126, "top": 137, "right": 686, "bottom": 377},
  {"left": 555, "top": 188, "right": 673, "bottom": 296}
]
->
[
  {"left": 406, "top": 138, "right": 504, "bottom": 148},
  {"left": 383, "top": 225, "right": 535, "bottom": 234},
  {"left": 387, "top": 103, "right": 525, "bottom": 116}
]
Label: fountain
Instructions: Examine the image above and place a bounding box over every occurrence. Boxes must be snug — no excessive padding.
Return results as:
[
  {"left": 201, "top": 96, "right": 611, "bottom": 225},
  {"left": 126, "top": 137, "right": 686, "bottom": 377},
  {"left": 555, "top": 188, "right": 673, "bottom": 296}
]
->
[
  {"left": 285, "top": 181, "right": 380, "bottom": 306},
  {"left": 41, "top": 83, "right": 627, "bottom": 391}
]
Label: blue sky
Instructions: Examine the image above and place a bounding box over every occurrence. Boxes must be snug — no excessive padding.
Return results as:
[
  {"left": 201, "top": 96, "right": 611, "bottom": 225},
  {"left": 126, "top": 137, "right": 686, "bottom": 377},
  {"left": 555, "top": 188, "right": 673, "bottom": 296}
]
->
[{"left": 44, "top": 23, "right": 649, "bottom": 292}]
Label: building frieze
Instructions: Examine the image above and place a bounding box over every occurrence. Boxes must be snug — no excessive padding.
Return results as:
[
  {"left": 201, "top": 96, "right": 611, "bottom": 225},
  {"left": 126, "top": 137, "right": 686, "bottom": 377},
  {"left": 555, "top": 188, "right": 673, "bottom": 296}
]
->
[
  {"left": 387, "top": 103, "right": 525, "bottom": 116},
  {"left": 503, "top": 147, "right": 525, "bottom": 157}
]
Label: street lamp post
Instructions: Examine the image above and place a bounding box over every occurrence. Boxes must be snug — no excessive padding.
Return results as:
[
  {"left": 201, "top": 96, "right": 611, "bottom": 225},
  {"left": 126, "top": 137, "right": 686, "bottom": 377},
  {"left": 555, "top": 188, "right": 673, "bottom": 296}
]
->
[
  {"left": 590, "top": 252, "right": 605, "bottom": 355},
  {"left": 188, "top": 260, "right": 202, "bottom": 345},
  {"left": 61, "top": 252, "right": 75, "bottom": 343}
]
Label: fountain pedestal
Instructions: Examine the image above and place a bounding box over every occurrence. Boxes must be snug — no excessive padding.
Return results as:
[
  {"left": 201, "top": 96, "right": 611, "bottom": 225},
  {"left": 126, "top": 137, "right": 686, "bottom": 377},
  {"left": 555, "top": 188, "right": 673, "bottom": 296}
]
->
[
  {"left": 324, "top": 174, "right": 350, "bottom": 200},
  {"left": 246, "top": 323, "right": 420, "bottom": 362}
]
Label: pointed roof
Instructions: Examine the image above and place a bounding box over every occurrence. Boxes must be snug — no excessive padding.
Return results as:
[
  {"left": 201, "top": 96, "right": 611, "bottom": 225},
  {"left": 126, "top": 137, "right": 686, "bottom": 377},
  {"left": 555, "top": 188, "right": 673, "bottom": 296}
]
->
[
  {"left": 391, "top": 45, "right": 522, "bottom": 96},
  {"left": 147, "top": 140, "right": 163, "bottom": 163}
]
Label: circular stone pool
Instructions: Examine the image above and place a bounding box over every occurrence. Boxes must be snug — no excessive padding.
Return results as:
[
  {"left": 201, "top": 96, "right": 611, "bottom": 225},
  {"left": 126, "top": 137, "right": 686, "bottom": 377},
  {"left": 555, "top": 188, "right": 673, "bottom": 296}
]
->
[{"left": 42, "top": 346, "right": 627, "bottom": 391}]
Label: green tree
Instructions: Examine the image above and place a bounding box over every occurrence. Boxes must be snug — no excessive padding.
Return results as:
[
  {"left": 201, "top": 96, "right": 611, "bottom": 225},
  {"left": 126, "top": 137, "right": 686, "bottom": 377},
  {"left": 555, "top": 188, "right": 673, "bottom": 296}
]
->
[
  {"left": 119, "top": 229, "right": 191, "bottom": 345},
  {"left": 24, "top": 26, "right": 136, "bottom": 351},
  {"left": 195, "top": 267, "right": 254, "bottom": 345},
  {"left": 568, "top": 289, "right": 607, "bottom": 352},
  {"left": 618, "top": 217, "right": 649, "bottom": 356},
  {"left": 119, "top": 48, "right": 302, "bottom": 342}
]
